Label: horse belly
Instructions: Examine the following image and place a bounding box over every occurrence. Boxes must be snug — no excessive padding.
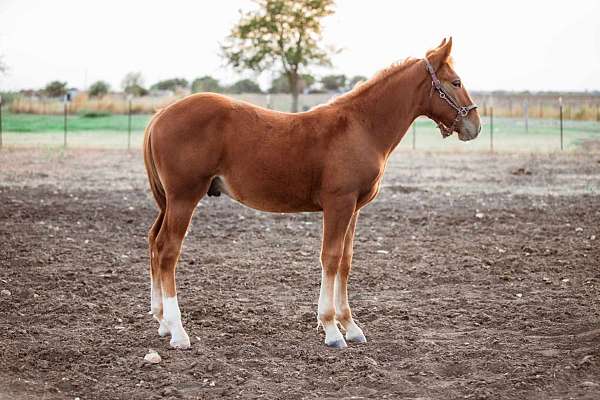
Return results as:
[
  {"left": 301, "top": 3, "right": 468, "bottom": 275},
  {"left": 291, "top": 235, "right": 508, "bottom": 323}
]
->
[{"left": 215, "top": 173, "right": 321, "bottom": 213}]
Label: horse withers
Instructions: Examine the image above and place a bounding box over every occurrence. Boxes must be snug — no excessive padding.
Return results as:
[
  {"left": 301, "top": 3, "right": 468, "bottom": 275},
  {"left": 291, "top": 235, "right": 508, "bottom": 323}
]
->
[{"left": 143, "top": 37, "right": 480, "bottom": 349}]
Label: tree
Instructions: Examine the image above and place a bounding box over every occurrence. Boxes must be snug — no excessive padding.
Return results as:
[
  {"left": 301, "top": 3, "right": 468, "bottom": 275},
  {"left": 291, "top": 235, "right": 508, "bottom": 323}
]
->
[
  {"left": 348, "top": 75, "right": 367, "bottom": 90},
  {"left": 150, "top": 78, "right": 189, "bottom": 92},
  {"left": 121, "top": 72, "right": 148, "bottom": 97},
  {"left": 269, "top": 73, "right": 314, "bottom": 93},
  {"left": 227, "top": 79, "right": 262, "bottom": 94},
  {"left": 191, "top": 76, "right": 223, "bottom": 93},
  {"left": 321, "top": 74, "right": 346, "bottom": 92},
  {"left": 88, "top": 81, "right": 110, "bottom": 97},
  {"left": 44, "top": 81, "right": 68, "bottom": 98},
  {"left": 222, "top": 0, "right": 336, "bottom": 112},
  {"left": 0, "top": 55, "right": 7, "bottom": 75}
]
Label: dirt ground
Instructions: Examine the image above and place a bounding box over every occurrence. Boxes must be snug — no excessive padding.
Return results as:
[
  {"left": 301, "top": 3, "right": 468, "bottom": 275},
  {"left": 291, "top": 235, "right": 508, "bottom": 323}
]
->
[{"left": 1, "top": 146, "right": 600, "bottom": 399}]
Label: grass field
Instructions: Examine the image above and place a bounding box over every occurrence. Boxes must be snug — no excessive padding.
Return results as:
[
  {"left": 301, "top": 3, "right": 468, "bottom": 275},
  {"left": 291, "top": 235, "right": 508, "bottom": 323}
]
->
[{"left": 1, "top": 111, "right": 599, "bottom": 152}]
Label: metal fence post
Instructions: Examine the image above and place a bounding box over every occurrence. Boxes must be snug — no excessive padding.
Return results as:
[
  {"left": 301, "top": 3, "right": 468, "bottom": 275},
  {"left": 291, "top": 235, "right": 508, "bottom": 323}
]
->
[
  {"left": 412, "top": 121, "right": 416, "bottom": 150},
  {"left": 127, "top": 97, "right": 132, "bottom": 150},
  {"left": 524, "top": 99, "right": 529, "bottom": 133},
  {"left": 490, "top": 105, "right": 494, "bottom": 153},
  {"left": 0, "top": 95, "right": 3, "bottom": 149},
  {"left": 559, "top": 97, "right": 563, "bottom": 151},
  {"left": 63, "top": 97, "right": 68, "bottom": 148}
]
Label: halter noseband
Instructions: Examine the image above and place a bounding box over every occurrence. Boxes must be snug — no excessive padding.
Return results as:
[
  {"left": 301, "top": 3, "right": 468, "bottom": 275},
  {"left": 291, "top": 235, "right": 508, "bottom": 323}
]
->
[{"left": 423, "top": 57, "right": 478, "bottom": 138}]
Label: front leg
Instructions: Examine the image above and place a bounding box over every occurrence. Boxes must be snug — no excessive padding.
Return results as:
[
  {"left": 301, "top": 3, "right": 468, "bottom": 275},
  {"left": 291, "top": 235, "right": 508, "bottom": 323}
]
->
[
  {"left": 318, "top": 195, "right": 357, "bottom": 349},
  {"left": 334, "top": 211, "right": 367, "bottom": 343}
]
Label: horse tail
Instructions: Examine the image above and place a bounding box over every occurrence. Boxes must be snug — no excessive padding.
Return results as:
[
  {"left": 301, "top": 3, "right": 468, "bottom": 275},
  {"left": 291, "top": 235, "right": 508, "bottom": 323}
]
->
[{"left": 143, "top": 113, "right": 166, "bottom": 211}]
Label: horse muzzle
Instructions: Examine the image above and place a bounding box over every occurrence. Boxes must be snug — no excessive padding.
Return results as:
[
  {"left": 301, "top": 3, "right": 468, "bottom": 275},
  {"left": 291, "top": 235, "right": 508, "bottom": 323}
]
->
[{"left": 457, "top": 118, "right": 481, "bottom": 141}]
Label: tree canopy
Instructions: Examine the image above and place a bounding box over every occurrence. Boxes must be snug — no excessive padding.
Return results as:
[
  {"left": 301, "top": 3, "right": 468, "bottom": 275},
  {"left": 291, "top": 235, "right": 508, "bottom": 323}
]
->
[
  {"left": 44, "top": 81, "right": 68, "bottom": 98},
  {"left": 348, "top": 75, "right": 367, "bottom": 90},
  {"left": 88, "top": 81, "right": 110, "bottom": 98},
  {"left": 320, "top": 74, "right": 347, "bottom": 92},
  {"left": 222, "top": 0, "right": 336, "bottom": 112},
  {"left": 121, "top": 72, "right": 148, "bottom": 97},
  {"left": 191, "top": 76, "right": 224, "bottom": 93},
  {"left": 150, "top": 78, "right": 189, "bottom": 92},
  {"left": 227, "top": 79, "right": 262, "bottom": 94},
  {"left": 269, "top": 73, "right": 315, "bottom": 93},
  {"left": 0, "top": 55, "right": 7, "bottom": 75}
]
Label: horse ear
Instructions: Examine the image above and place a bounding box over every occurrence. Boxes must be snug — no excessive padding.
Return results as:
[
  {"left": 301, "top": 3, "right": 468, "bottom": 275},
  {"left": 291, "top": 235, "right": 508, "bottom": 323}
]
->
[{"left": 427, "top": 37, "right": 453, "bottom": 70}]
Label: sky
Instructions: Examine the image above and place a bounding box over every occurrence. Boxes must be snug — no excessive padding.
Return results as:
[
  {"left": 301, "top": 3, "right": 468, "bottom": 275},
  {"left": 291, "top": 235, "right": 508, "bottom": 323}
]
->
[{"left": 0, "top": 0, "right": 599, "bottom": 92}]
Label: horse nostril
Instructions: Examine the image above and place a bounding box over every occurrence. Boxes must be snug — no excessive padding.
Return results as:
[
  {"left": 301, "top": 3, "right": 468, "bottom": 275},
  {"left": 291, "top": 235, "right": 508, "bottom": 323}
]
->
[{"left": 477, "top": 125, "right": 482, "bottom": 134}]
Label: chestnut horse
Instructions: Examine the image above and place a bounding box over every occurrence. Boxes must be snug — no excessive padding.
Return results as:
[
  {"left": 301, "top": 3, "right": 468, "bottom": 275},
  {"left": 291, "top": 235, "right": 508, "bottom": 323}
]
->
[{"left": 143, "top": 38, "right": 480, "bottom": 349}]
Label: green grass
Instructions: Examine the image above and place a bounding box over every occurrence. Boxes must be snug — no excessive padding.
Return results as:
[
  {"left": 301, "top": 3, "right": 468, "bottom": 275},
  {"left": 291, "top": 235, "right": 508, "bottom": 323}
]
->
[
  {"left": 1, "top": 112, "right": 152, "bottom": 133},
  {"left": 397, "top": 116, "right": 600, "bottom": 152}
]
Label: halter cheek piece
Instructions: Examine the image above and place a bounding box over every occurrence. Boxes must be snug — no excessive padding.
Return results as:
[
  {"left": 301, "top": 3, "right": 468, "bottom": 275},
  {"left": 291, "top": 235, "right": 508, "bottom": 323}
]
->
[{"left": 423, "top": 57, "right": 478, "bottom": 138}]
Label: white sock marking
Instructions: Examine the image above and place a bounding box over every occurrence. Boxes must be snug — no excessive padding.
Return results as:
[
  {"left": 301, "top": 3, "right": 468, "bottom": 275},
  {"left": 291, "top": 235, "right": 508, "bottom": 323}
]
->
[{"left": 162, "top": 295, "right": 190, "bottom": 348}]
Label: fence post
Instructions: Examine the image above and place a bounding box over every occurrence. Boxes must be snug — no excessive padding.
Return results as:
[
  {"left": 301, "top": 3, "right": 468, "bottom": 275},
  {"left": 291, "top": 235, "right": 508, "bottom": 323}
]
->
[
  {"left": 0, "top": 95, "right": 3, "bottom": 149},
  {"left": 127, "top": 96, "right": 132, "bottom": 150},
  {"left": 559, "top": 97, "right": 563, "bottom": 151},
  {"left": 490, "top": 105, "right": 494, "bottom": 153},
  {"left": 412, "top": 121, "right": 416, "bottom": 150},
  {"left": 524, "top": 99, "right": 529, "bottom": 133},
  {"left": 63, "top": 95, "right": 68, "bottom": 148}
]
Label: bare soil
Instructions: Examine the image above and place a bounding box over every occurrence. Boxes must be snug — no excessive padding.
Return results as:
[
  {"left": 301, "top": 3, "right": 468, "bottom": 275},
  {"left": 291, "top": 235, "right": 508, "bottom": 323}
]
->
[{"left": 1, "top": 147, "right": 600, "bottom": 399}]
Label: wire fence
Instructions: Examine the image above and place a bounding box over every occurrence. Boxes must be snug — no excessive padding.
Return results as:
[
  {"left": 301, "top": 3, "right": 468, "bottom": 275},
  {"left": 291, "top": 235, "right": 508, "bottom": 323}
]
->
[{"left": 0, "top": 99, "right": 599, "bottom": 153}]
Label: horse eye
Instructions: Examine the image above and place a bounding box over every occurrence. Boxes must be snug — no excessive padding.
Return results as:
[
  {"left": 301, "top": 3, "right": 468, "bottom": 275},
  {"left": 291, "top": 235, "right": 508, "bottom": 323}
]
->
[{"left": 452, "top": 79, "right": 462, "bottom": 88}]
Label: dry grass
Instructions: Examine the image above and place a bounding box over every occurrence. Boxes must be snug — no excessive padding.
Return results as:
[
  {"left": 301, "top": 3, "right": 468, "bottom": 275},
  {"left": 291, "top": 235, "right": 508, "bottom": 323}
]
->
[
  {"left": 8, "top": 92, "right": 600, "bottom": 121},
  {"left": 473, "top": 94, "right": 600, "bottom": 121},
  {"left": 9, "top": 93, "right": 183, "bottom": 115}
]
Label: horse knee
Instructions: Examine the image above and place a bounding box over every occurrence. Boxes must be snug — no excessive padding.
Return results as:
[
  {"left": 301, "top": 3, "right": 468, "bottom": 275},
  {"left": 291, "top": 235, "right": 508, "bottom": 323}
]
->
[{"left": 321, "top": 251, "right": 343, "bottom": 275}]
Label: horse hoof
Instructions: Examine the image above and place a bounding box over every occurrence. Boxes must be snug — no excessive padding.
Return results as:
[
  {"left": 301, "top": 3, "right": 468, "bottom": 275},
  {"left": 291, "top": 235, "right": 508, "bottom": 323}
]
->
[
  {"left": 346, "top": 332, "right": 367, "bottom": 344},
  {"left": 325, "top": 338, "right": 348, "bottom": 349},
  {"left": 169, "top": 332, "right": 191, "bottom": 350},
  {"left": 170, "top": 335, "right": 191, "bottom": 349}
]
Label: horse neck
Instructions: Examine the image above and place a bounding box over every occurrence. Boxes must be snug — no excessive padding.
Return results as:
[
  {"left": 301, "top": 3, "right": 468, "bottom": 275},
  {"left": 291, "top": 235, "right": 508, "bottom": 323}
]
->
[{"left": 345, "top": 61, "right": 429, "bottom": 157}]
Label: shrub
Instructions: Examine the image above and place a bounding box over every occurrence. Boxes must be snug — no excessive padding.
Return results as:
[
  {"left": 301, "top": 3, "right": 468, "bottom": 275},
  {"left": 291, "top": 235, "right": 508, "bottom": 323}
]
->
[{"left": 79, "top": 109, "right": 112, "bottom": 118}]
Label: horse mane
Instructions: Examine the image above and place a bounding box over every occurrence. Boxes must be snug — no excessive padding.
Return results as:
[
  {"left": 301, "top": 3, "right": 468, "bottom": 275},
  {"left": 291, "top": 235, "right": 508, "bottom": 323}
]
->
[{"left": 328, "top": 57, "right": 420, "bottom": 105}]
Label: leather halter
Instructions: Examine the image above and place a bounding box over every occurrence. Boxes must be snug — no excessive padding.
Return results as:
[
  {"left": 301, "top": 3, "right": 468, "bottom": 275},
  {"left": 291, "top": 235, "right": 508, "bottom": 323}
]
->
[{"left": 423, "top": 57, "right": 478, "bottom": 138}]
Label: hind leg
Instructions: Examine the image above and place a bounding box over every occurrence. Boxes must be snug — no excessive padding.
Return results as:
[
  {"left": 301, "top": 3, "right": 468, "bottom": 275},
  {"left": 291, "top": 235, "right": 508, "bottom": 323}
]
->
[
  {"left": 155, "top": 182, "right": 210, "bottom": 349},
  {"left": 148, "top": 211, "right": 170, "bottom": 336}
]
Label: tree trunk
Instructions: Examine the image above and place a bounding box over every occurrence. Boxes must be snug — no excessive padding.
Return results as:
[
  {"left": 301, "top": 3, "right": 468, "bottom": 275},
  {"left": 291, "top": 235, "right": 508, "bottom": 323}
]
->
[
  {"left": 288, "top": 72, "right": 299, "bottom": 113},
  {"left": 291, "top": 90, "right": 299, "bottom": 113}
]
